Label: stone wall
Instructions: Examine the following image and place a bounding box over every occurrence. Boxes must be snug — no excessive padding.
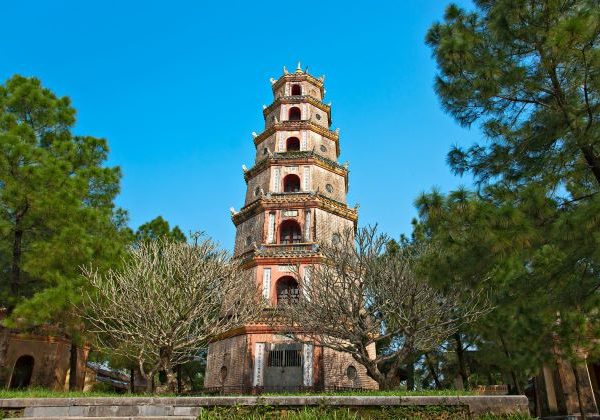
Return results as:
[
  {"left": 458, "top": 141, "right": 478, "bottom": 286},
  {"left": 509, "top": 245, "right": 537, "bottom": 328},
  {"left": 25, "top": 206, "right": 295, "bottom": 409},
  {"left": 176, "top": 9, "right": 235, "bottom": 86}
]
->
[
  {"left": 233, "top": 213, "right": 265, "bottom": 256},
  {"left": 314, "top": 208, "right": 354, "bottom": 243},
  {"left": 204, "top": 335, "right": 249, "bottom": 389},
  {"left": 0, "top": 328, "right": 88, "bottom": 390},
  {"left": 323, "top": 345, "right": 378, "bottom": 390},
  {"left": 0, "top": 395, "right": 531, "bottom": 418},
  {"left": 310, "top": 165, "right": 346, "bottom": 202}
]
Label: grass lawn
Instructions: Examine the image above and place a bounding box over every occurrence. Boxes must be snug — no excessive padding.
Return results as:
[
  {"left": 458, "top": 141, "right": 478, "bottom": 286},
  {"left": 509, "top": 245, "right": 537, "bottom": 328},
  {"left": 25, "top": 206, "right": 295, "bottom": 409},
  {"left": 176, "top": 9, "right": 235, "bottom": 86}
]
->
[{"left": 0, "top": 387, "right": 476, "bottom": 399}]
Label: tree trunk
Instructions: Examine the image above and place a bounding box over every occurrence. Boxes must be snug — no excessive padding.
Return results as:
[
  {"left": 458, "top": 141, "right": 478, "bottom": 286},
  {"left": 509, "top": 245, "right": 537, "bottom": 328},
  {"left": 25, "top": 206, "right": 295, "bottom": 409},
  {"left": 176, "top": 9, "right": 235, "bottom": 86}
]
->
[
  {"left": 406, "top": 355, "right": 415, "bottom": 391},
  {"left": 510, "top": 370, "right": 523, "bottom": 395},
  {"left": 165, "top": 369, "right": 177, "bottom": 393},
  {"left": 11, "top": 228, "right": 24, "bottom": 298},
  {"left": 573, "top": 364, "right": 587, "bottom": 420},
  {"left": 176, "top": 364, "right": 182, "bottom": 394},
  {"left": 499, "top": 334, "right": 522, "bottom": 394},
  {"left": 424, "top": 352, "right": 441, "bottom": 389},
  {"left": 68, "top": 341, "right": 78, "bottom": 391},
  {"left": 454, "top": 333, "right": 469, "bottom": 390},
  {"left": 580, "top": 145, "right": 600, "bottom": 186},
  {"left": 129, "top": 368, "right": 135, "bottom": 394}
]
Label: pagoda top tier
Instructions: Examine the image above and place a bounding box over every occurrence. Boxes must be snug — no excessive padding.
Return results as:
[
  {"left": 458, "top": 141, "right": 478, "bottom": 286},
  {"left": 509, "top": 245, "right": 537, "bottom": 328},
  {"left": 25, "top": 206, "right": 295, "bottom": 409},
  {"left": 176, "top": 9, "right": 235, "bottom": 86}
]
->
[{"left": 270, "top": 63, "right": 325, "bottom": 100}]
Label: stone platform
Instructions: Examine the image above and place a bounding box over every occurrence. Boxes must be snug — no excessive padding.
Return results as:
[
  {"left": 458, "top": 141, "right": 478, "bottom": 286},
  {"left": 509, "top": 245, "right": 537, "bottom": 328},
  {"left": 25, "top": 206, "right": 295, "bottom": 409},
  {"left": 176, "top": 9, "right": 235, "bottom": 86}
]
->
[{"left": 0, "top": 395, "right": 529, "bottom": 418}]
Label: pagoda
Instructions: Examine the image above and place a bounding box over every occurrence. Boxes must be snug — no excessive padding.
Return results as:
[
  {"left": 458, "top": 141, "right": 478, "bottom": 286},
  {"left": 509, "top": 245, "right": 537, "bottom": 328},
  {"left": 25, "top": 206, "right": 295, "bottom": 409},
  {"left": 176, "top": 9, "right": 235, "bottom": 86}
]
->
[{"left": 203, "top": 64, "right": 377, "bottom": 392}]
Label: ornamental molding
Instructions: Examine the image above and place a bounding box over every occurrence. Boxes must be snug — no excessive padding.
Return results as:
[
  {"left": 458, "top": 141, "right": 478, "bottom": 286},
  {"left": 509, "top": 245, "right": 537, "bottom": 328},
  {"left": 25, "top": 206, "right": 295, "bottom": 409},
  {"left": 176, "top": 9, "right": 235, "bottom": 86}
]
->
[
  {"left": 237, "top": 247, "right": 323, "bottom": 266},
  {"left": 244, "top": 151, "right": 347, "bottom": 182},
  {"left": 263, "top": 96, "right": 331, "bottom": 122},
  {"left": 254, "top": 121, "right": 340, "bottom": 156},
  {"left": 271, "top": 73, "right": 324, "bottom": 96},
  {"left": 232, "top": 192, "right": 358, "bottom": 226},
  {"left": 209, "top": 321, "right": 315, "bottom": 342}
]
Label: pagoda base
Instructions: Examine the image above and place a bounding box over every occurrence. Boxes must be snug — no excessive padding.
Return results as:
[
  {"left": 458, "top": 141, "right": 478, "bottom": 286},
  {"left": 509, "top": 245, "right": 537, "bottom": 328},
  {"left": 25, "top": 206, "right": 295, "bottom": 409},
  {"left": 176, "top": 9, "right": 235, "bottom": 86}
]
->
[{"left": 203, "top": 325, "right": 378, "bottom": 393}]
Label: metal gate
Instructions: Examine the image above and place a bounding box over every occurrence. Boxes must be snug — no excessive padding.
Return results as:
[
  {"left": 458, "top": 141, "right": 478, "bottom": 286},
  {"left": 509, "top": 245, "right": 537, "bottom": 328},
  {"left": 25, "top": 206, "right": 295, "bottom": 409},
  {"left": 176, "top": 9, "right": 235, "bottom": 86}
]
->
[{"left": 263, "top": 343, "right": 303, "bottom": 390}]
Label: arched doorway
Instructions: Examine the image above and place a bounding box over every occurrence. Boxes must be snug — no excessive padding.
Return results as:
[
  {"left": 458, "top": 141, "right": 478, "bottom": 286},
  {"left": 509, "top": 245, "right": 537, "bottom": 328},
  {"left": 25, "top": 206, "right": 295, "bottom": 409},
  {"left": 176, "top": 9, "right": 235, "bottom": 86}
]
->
[
  {"left": 283, "top": 174, "right": 301, "bottom": 193},
  {"left": 288, "top": 107, "right": 301, "bottom": 121},
  {"left": 291, "top": 84, "right": 302, "bottom": 95},
  {"left": 286, "top": 137, "right": 300, "bottom": 151},
  {"left": 9, "top": 355, "right": 34, "bottom": 389},
  {"left": 276, "top": 276, "right": 300, "bottom": 305},
  {"left": 279, "top": 220, "right": 302, "bottom": 244}
]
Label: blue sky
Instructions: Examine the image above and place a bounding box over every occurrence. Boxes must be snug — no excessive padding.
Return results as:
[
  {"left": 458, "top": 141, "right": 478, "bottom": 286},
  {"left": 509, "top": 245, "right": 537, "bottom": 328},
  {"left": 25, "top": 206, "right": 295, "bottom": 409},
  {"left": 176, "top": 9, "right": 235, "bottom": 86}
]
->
[{"left": 1, "top": 0, "right": 479, "bottom": 250}]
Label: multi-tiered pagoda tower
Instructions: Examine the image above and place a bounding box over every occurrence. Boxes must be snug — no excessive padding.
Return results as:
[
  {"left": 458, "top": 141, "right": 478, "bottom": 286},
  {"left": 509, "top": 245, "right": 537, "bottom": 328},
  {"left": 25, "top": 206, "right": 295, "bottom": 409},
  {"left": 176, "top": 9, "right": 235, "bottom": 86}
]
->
[{"left": 204, "top": 64, "right": 377, "bottom": 392}]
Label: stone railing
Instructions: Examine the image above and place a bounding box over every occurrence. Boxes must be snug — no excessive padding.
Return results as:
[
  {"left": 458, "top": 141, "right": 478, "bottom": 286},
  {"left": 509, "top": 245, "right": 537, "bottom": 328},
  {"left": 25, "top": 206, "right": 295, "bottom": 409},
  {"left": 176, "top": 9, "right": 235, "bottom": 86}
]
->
[{"left": 257, "top": 243, "right": 319, "bottom": 256}]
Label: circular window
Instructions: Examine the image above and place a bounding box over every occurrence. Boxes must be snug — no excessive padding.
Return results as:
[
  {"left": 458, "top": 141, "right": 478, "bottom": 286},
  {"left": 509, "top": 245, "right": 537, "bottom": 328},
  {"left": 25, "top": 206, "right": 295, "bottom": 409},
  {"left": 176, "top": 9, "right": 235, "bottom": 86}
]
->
[
  {"left": 332, "top": 233, "right": 341, "bottom": 245},
  {"left": 320, "top": 145, "right": 327, "bottom": 153},
  {"left": 325, "top": 183, "right": 334, "bottom": 193},
  {"left": 220, "top": 366, "right": 228, "bottom": 382},
  {"left": 346, "top": 365, "right": 357, "bottom": 380},
  {"left": 245, "top": 236, "right": 252, "bottom": 246},
  {"left": 315, "top": 113, "right": 321, "bottom": 120},
  {"left": 254, "top": 186, "right": 261, "bottom": 197}
]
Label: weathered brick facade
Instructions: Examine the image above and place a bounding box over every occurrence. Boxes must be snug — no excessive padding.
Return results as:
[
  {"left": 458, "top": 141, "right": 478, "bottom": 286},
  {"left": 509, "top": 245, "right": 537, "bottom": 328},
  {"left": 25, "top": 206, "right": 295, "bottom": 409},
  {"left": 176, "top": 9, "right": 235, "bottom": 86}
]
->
[
  {"left": 204, "top": 65, "right": 377, "bottom": 392},
  {"left": 0, "top": 327, "right": 88, "bottom": 390}
]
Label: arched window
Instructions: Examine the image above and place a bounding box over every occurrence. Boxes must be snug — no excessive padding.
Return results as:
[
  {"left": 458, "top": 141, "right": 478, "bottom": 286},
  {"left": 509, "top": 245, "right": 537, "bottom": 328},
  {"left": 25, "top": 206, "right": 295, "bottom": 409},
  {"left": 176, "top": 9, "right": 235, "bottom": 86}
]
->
[
  {"left": 276, "top": 276, "right": 300, "bottom": 305},
  {"left": 291, "top": 84, "right": 302, "bottom": 96},
  {"left": 286, "top": 137, "right": 300, "bottom": 151},
  {"left": 288, "top": 107, "right": 301, "bottom": 121},
  {"left": 279, "top": 219, "right": 302, "bottom": 244},
  {"left": 283, "top": 174, "right": 301, "bottom": 192},
  {"left": 10, "top": 355, "right": 34, "bottom": 389}
]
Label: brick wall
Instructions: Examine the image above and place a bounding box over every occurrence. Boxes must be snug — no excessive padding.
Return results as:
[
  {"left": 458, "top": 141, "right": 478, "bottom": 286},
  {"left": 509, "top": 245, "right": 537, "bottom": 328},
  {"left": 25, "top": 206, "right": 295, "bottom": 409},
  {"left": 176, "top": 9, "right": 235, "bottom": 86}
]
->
[
  {"left": 204, "top": 335, "right": 249, "bottom": 389},
  {"left": 323, "top": 345, "right": 378, "bottom": 390}
]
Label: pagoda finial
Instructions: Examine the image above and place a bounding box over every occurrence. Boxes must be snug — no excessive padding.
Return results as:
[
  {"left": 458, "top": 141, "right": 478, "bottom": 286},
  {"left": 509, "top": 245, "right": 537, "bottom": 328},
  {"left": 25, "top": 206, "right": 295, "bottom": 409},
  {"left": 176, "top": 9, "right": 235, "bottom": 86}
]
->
[
  {"left": 283, "top": 66, "right": 289, "bottom": 75},
  {"left": 296, "top": 62, "right": 303, "bottom": 73}
]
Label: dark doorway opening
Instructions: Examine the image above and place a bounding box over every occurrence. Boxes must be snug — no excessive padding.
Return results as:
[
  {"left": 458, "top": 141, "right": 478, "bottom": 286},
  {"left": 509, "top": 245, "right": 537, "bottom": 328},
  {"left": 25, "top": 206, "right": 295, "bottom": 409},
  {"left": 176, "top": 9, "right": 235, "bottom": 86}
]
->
[
  {"left": 288, "top": 107, "right": 301, "bottom": 121},
  {"left": 9, "top": 355, "right": 34, "bottom": 389},
  {"left": 279, "top": 220, "right": 302, "bottom": 244},
  {"left": 276, "top": 276, "right": 300, "bottom": 305},
  {"left": 283, "top": 174, "right": 301, "bottom": 193},
  {"left": 286, "top": 137, "right": 300, "bottom": 151},
  {"left": 264, "top": 343, "right": 303, "bottom": 390}
]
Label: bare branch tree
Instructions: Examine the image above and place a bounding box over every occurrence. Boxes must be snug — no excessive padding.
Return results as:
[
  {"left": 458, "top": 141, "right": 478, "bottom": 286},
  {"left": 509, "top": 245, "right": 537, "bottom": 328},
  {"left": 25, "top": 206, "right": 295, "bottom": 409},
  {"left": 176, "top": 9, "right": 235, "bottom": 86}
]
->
[
  {"left": 280, "top": 226, "right": 490, "bottom": 390},
  {"left": 81, "top": 236, "right": 261, "bottom": 392}
]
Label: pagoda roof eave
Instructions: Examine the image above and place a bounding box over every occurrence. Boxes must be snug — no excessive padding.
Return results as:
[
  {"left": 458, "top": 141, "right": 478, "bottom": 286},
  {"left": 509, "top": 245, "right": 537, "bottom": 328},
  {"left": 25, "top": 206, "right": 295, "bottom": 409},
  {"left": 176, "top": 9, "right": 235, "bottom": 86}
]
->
[
  {"left": 231, "top": 193, "right": 358, "bottom": 226},
  {"left": 271, "top": 73, "right": 325, "bottom": 96},
  {"left": 244, "top": 151, "right": 348, "bottom": 183}
]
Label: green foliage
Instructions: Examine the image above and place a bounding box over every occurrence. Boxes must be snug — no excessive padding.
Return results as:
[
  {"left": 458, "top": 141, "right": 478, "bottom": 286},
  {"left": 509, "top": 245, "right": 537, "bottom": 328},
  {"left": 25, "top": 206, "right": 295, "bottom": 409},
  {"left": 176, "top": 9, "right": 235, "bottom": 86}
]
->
[
  {"left": 135, "top": 215, "right": 186, "bottom": 242},
  {"left": 198, "top": 405, "right": 472, "bottom": 419},
  {"left": 422, "top": 0, "right": 600, "bottom": 393},
  {"left": 0, "top": 75, "right": 130, "bottom": 336},
  {"left": 426, "top": 0, "right": 600, "bottom": 191}
]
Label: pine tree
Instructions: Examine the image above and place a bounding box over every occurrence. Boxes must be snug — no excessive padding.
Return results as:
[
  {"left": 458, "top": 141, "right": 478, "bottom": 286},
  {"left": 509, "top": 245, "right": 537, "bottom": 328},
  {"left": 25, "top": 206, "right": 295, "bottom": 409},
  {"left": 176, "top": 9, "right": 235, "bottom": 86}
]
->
[
  {"left": 0, "top": 75, "right": 128, "bottom": 331},
  {"left": 422, "top": 1, "right": 600, "bottom": 400}
]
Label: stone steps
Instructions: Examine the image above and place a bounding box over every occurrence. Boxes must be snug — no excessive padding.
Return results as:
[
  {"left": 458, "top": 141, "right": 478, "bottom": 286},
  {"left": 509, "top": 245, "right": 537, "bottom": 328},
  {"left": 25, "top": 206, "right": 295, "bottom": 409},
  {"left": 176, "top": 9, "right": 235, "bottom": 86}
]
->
[{"left": 8, "top": 418, "right": 196, "bottom": 420}]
